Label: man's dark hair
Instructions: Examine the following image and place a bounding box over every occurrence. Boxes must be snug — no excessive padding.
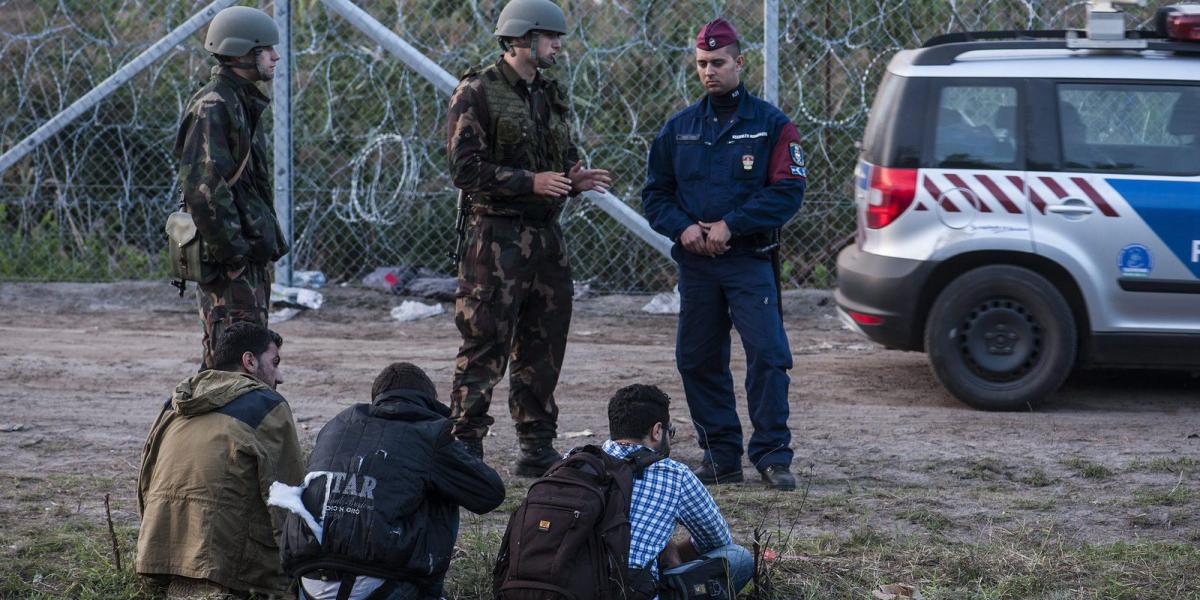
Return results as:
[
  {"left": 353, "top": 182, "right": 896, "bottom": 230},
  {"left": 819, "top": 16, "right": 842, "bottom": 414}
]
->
[
  {"left": 608, "top": 384, "right": 671, "bottom": 441},
  {"left": 372, "top": 362, "right": 437, "bottom": 401},
  {"left": 212, "top": 322, "right": 282, "bottom": 371},
  {"left": 724, "top": 41, "right": 741, "bottom": 57}
]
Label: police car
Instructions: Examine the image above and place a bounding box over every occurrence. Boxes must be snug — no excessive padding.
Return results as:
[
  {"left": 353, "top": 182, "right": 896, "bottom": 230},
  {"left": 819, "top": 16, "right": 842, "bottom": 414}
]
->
[{"left": 835, "top": 1, "right": 1200, "bottom": 410}]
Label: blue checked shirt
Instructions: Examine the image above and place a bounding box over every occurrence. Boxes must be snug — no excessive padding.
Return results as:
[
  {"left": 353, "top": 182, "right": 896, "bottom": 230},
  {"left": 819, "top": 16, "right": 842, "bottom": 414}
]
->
[{"left": 602, "top": 440, "right": 732, "bottom": 578}]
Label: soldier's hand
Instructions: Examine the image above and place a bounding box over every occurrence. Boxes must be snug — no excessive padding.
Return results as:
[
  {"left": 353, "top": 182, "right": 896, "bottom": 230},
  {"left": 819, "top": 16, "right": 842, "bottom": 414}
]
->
[
  {"left": 700, "top": 220, "right": 731, "bottom": 255},
  {"left": 567, "top": 160, "right": 612, "bottom": 194},
  {"left": 533, "top": 171, "right": 572, "bottom": 198},
  {"left": 679, "top": 224, "right": 711, "bottom": 256}
]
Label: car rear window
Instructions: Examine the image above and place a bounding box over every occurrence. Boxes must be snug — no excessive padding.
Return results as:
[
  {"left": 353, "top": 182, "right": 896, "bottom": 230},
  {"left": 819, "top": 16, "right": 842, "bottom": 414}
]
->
[
  {"left": 1057, "top": 83, "right": 1200, "bottom": 176},
  {"left": 932, "top": 85, "right": 1019, "bottom": 169}
]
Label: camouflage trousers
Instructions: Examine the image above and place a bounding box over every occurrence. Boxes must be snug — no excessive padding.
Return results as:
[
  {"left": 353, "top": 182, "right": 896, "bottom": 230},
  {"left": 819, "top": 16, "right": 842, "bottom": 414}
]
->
[
  {"left": 196, "top": 262, "right": 272, "bottom": 368},
  {"left": 450, "top": 215, "right": 573, "bottom": 442}
]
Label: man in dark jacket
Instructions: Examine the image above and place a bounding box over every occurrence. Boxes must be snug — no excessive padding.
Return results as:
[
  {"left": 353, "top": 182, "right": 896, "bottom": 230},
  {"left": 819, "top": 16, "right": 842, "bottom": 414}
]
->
[
  {"left": 176, "top": 6, "right": 288, "bottom": 368},
  {"left": 279, "top": 363, "right": 505, "bottom": 600}
]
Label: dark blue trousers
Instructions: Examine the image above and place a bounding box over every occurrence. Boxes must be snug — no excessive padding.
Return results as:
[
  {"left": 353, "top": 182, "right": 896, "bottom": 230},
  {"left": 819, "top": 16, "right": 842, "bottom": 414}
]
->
[{"left": 674, "top": 247, "right": 793, "bottom": 471}]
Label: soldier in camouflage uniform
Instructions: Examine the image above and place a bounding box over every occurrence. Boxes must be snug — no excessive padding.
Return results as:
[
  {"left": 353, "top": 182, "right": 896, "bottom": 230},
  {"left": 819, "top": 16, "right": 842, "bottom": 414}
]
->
[
  {"left": 175, "top": 6, "right": 288, "bottom": 369},
  {"left": 446, "top": 0, "right": 611, "bottom": 476}
]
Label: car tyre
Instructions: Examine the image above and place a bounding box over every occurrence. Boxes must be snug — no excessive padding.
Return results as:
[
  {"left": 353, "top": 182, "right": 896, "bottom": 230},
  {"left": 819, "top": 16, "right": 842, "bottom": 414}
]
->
[{"left": 925, "top": 265, "right": 1076, "bottom": 410}]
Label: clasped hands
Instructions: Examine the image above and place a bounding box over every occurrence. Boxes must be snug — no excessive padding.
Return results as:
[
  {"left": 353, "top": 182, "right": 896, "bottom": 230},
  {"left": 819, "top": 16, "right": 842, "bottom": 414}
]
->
[
  {"left": 679, "top": 220, "right": 731, "bottom": 257},
  {"left": 532, "top": 160, "right": 612, "bottom": 199}
]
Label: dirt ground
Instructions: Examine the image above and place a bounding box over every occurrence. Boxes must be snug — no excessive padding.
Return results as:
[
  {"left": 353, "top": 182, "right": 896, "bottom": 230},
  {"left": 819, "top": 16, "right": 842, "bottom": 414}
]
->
[{"left": 1, "top": 281, "right": 1198, "bottom": 555}]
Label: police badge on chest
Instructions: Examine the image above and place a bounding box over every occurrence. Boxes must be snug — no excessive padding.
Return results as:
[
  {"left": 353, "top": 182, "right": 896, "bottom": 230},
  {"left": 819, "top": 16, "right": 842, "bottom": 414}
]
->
[{"left": 742, "top": 154, "right": 754, "bottom": 171}]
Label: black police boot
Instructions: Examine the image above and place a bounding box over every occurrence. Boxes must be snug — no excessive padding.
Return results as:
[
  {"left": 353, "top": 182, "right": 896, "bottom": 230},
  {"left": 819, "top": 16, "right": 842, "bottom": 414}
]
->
[
  {"left": 514, "top": 439, "right": 561, "bottom": 478},
  {"left": 692, "top": 460, "right": 744, "bottom": 485},
  {"left": 459, "top": 438, "right": 484, "bottom": 461},
  {"left": 759, "top": 464, "right": 797, "bottom": 491}
]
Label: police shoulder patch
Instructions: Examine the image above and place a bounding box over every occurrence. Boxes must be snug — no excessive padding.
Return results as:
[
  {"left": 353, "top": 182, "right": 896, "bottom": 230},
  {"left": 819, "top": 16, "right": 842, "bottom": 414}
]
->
[{"left": 789, "top": 142, "right": 804, "bottom": 167}]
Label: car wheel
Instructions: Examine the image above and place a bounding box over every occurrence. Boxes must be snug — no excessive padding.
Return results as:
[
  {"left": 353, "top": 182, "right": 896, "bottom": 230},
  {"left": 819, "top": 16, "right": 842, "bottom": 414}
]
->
[{"left": 924, "top": 265, "right": 1076, "bottom": 410}]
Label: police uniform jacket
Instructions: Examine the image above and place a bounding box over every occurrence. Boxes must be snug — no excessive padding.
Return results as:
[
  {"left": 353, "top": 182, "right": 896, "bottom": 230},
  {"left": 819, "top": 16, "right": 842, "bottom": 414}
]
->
[{"left": 642, "top": 84, "right": 807, "bottom": 251}]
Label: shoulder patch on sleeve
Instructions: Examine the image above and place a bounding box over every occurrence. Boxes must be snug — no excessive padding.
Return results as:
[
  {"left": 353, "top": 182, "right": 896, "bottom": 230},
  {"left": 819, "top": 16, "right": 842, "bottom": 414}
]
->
[
  {"left": 215, "top": 389, "right": 285, "bottom": 429},
  {"left": 789, "top": 142, "right": 805, "bottom": 167}
]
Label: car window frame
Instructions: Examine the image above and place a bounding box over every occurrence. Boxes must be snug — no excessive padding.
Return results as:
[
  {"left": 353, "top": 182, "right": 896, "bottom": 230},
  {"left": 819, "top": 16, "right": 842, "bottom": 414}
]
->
[
  {"left": 920, "top": 77, "right": 1028, "bottom": 171},
  {"left": 1049, "top": 79, "right": 1200, "bottom": 177}
]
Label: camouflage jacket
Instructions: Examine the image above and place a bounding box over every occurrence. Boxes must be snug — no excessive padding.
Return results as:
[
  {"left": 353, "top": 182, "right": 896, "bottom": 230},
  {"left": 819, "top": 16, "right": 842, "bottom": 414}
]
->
[
  {"left": 173, "top": 66, "right": 286, "bottom": 267},
  {"left": 446, "top": 58, "right": 580, "bottom": 213}
]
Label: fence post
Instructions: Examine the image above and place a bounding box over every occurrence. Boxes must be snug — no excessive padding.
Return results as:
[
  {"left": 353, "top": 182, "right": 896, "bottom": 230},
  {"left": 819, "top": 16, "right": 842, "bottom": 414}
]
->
[
  {"left": 763, "top": 0, "right": 779, "bottom": 106},
  {"left": 0, "top": 0, "right": 238, "bottom": 177},
  {"left": 273, "top": 0, "right": 294, "bottom": 286}
]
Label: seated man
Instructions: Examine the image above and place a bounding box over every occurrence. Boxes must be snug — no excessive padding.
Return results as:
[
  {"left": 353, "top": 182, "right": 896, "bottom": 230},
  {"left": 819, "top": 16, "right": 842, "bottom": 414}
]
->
[
  {"left": 137, "top": 322, "right": 303, "bottom": 599},
  {"left": 280, "top": 362, "right": 505, "bottom": 600},
  {"left": 602, "top": 384, "right": 754, "bottom": 597}
]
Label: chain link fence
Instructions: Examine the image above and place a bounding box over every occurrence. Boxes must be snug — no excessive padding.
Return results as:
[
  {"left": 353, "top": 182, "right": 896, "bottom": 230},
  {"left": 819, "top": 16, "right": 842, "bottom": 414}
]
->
[{"left": 0, "top": 0, "right": 1160, "bottom": 292}]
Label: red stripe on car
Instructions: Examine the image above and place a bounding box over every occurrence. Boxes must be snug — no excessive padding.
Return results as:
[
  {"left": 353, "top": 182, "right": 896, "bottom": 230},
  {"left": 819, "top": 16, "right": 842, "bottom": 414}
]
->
[
  {"left": 923, "top": 175, "right": 959, "bottom": 212},
  {"left": 975, "top": 174, "right": 1021, "bottom": 214},
  {"left": 1007, "top": 175, "right": 1045, "bottom": 214},
  {"left": 1071, "top": 177, "right": 1119, "bottom": 217},
  {"left": 944, "top": 173, "right": 990, "bottom": 213},
  {"left": 1040, "top": 176, "right": 1068, "bottom": 199}
]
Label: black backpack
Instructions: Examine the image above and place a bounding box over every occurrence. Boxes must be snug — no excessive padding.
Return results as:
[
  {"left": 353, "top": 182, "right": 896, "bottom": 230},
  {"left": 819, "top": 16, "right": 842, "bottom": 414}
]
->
[{"left": 493, "top": 445, "right": 663, "bottom": 600}]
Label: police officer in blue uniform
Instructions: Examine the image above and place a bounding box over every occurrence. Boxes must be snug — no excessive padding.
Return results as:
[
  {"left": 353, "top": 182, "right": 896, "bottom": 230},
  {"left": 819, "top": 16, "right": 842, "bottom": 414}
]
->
[{"left": 642, "top": 18, "right": 806, "bottom": 491}]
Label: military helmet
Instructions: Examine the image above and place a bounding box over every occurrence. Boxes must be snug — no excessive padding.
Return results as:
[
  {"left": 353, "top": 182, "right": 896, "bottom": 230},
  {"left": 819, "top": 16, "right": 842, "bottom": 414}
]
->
[
  {"left": 205, "top": 6, "right": 279, "bottom": 57},
  {"left": 494, "top": 0, "right": 568, "bottom": 38}
]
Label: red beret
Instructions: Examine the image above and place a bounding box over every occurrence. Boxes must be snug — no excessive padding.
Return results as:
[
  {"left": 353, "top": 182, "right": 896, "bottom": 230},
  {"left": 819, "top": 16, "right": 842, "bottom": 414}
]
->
[{"left": 696, "top": 18, "right": 738, "bottom": 51}]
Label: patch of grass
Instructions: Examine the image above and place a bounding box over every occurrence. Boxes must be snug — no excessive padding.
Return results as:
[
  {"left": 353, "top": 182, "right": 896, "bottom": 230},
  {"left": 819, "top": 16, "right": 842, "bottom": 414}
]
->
[
  {"left": 961, "top": 458, "right": 1013, "bottom": 482},
  {"left": 899, "top": 507, "right": 953, "bottom": 533},
  {"left": 1130, "top": 457, "right": 1199, "bottom": 474},
  {"left": 1010, "top": 497, "right": 1057, "bottom": 511},
  {"left": 1066, "top": 457, "right": 1114, "bottom": 480},
  {"left": 1019, "top": 468, "right": 1053, "bottom": 488},
  {"left": 755, "top": 524, "right": 1200, "bottom": 599},
  {"left": 443, "top": 516, "right": 504, "bottom": 600},
  {"left": 1131, "top": 485, "right": 1192, "bottom": 507},
  {"left": 0, "top": 517, "right": 155, "bottom": 599}
]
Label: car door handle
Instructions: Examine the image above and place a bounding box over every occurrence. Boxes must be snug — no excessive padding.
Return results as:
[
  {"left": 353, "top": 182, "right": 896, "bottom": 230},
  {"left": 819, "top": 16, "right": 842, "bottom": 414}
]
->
[{"left": 1047, "top": 200, "right": 1094, "bottom": 216}]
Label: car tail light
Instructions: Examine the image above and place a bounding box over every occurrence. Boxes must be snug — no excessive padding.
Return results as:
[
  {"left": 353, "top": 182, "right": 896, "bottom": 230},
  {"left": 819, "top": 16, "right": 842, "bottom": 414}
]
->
[
  {"left": 849, "top": 311, "right": 885, "bottom": 326},
  {"left": 1157, "top": 5, "right": 1200, "bottom": 40},
  {"left": 865, "top": 167, "right": 918, "bottom": 229},
  {"left": 1167, "top": 13, "right": 1200, "bottom": 39}
]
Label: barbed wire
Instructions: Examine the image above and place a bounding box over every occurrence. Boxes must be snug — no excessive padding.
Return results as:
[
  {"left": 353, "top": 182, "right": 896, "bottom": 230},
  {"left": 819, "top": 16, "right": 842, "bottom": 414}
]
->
[{"left": 0, "top": 0, "right": 1160, "bottom": 290}]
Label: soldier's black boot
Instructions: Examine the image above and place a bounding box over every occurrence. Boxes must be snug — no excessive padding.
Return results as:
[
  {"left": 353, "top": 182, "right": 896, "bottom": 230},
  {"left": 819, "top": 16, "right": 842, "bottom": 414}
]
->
[
  {"left": 692, "top": 460, "right": 745, "bottom": 485},
  {"left": 514, "top": 439, "right": 560, "bottom": 478},
  {"left": 459, "top": 438, "right": 484, "bottom": 461},
  {"left": 759, "top": 464, "right": 797, "bottom": 491}
]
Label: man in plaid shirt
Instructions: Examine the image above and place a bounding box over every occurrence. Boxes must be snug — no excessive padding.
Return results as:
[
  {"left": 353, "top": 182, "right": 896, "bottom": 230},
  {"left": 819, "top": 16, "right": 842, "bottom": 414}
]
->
[{"left": 602, "top": 384, "right": 753, "bottom": 595}]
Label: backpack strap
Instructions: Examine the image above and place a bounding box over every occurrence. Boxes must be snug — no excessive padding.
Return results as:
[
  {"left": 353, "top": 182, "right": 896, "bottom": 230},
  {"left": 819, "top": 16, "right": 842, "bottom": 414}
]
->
[
  {"left": 227, "top": 126, "right": 255, "bottom": 188},
  {"left": 624, "top": 447, "right": 665, "bottom": 480},
  {"left": 335, "top": 573, "right": 356, "bottom": 600},
  {"left": 176, "top": 122, "right": 255, "bottom": 213}
]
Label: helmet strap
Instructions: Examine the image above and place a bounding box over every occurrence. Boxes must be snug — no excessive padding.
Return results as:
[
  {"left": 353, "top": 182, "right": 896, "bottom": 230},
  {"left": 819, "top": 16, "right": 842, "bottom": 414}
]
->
[
  {"left": 529, "top": 31, "right": 555, "bottom": 69},
  {"left": 216, "top": 49, "right": 262, "bottom": 78},
  {"left": 253, "top": 47, "right": 270, "bottom": 81}
]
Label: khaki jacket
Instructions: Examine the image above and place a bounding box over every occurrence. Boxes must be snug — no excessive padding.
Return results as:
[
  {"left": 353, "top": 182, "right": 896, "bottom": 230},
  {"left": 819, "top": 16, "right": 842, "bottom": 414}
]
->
[{"left": 136, "top": 370, "right": 304, "bottom": 595}]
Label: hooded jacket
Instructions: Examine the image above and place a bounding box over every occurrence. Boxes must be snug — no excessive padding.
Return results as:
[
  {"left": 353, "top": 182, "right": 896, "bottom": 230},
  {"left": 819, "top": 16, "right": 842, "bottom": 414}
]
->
[
  {"left": 281, "top": 388, "right": 505, "bottom": 591},
  {"left": 136, "top": 370, "right": 304, "bottom": 595}
]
